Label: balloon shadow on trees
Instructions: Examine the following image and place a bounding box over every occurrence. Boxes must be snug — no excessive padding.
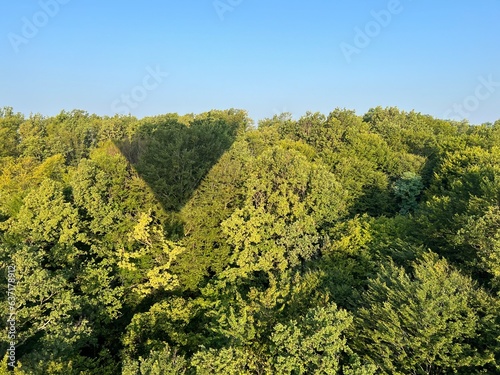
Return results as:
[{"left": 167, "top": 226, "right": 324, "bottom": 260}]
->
[{"left": 114, "top": 112, "right": 245, "bottom": 237}]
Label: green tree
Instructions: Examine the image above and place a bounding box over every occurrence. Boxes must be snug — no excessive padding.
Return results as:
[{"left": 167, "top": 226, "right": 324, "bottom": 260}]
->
[
  {"left": 0, "top": 107, "right": 23, "bottom": 158},
  {"left": 192, "top": 304, "right": 376, "bottom": 374},
  {"left": 122, "top": 343, "right": 188, "bottom": 375},
  {"left": 220, "top": 145, "right": 348, "bottom": 281},
  {"left": 417, "top": 146, "right": 500, "bottom": 266},
  {"left": 355, "top": 252, "right": 497, "bottom": 374},
  {"left": 175, "top": 137, "right": 251, "bottom": 290},
  {"left": 393, "top": 172, "right": 423, "bottom": 214},
  {"left": 270, "top": 304, "right": 375, "bottom": 374},
  {"left": 457, "top": 206, "right": 500, "bottom": 290}
]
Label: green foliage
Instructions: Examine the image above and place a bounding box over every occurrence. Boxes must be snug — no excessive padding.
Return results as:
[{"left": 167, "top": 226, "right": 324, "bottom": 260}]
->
[
  {"left": 457, "top": 206, "right": 500, "bottom": 290},
  {"left": 393, "top": 172, "right": 423, "bottom": 214},
  {"left": 192, "top": 304, "right": 376, "bottom": 375},
  {"left": 122, "top": 343, "right": 188, "bottom": 375},
  {"left": 221, "top": 145, "right": 347, "bottom": 280},
  {"left": 191, "top": 346, "right": 267, "bottom": 375},
  {"left": 0, "top": 107, "right": 23, "bottom": 158},
  {"left": 122, "top": 297, "right": 197, "bottom": 359},
  {"left": 270, "top": 304, "right": 353, "bottom": 374},
  {"left": 174, "top": 137, "right": 251, "bottom": 290},
  {"left": 71, "top": 142, "right": 163, "bottom": 242},
  {"left": 355, "top": 252, "right": 497, "bottom": 374},
  {"left": 10, "top": 179, "right": 85, "bottom": 249},
  {"left": 416, "top": 145, "right": 500, "bottom": 266},
  {"left": 128, "top": 110, "right": 249, "bottom": 212},
  {"left": 1, "top": 107, "right": 500, "bottom": 374}
]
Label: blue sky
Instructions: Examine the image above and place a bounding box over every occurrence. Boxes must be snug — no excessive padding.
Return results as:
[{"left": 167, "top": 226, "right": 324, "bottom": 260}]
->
[{"left": 1, "top": 0, "right": 499, "bottom": 124}]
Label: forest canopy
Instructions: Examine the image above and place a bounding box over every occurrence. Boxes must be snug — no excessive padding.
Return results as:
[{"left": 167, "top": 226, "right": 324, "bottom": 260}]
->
[{"left": 1, "top": 106, "right": 500, "bottom": 374}]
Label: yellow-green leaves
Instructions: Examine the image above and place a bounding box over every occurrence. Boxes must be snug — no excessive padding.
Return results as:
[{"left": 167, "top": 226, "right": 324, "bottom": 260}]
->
[
  {"left": 10, "top": 179, "right": 85, "bottom": 248},
  {"left": 121, "top": 211, "right": 183, "bottom": 298},
  {"left": 221, "top": 146, "right": 347, "bottom": 280}
]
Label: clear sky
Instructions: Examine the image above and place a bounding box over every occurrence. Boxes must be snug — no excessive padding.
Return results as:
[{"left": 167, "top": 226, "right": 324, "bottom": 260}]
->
[{"left": 1, "top": 0, "right": 499, "bottom": 124}]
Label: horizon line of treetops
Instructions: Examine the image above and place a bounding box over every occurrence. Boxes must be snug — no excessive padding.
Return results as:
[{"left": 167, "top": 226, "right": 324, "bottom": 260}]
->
[{"left": 2, "top": 105, "right": 499, "bottom": 126}]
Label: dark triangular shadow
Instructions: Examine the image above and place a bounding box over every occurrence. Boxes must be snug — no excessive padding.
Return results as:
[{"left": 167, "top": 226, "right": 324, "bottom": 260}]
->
[{"left": 114, "top": 110, "right": 248, "bottom": 234}]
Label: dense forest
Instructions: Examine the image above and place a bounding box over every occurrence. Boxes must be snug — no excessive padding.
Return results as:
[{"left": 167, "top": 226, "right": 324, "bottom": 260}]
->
[{"left": 1, "top": 106, "right": 499, "bottom": 374}]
